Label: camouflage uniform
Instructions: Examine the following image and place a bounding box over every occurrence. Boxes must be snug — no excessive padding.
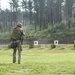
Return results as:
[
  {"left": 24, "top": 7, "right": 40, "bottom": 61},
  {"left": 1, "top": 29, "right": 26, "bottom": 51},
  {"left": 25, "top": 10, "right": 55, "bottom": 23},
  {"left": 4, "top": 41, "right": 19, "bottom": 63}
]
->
[{"left": 11, "top": 23, "right": 24, "bottom": 64}]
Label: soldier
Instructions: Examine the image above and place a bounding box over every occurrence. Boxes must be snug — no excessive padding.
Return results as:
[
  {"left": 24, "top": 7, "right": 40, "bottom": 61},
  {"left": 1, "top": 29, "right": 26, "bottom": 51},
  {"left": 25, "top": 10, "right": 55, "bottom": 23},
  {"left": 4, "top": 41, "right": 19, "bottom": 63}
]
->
[{"left": 11, "top": 23, "right": 24, "bottom": 64}]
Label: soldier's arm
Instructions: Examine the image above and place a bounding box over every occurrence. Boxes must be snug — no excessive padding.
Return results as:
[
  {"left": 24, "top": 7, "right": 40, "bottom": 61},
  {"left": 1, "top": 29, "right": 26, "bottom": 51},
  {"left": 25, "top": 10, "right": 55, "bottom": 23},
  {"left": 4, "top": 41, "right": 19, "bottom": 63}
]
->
[{"left": 20, "top": 28, "right": 25, "bottom": 36}]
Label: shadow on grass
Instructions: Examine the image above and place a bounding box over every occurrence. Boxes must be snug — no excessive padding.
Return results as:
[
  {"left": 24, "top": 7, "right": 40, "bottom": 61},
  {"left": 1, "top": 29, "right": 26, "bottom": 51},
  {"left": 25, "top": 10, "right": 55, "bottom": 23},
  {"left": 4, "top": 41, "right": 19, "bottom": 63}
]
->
[
  {"left": 0, "top": 63, "right": 18, "bottom": 67},
  {"left": 60, "top": 48, "right": 65, "bottom": 50},
  {"left": 48, "top": 48, "right": 56, "bottom": 50},
  {"left": 71, "top": 48, "right": 75, "bottom": 50},
  {"left": 0, "top": 63, "right": 7, "bottom": 66}
]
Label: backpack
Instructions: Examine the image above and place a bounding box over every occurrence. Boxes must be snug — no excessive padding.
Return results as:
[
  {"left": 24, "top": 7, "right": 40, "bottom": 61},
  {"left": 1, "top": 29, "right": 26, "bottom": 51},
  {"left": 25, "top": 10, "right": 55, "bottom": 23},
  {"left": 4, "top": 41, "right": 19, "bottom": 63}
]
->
[
  {"left": 8, "top": 41, "right": 17, "bottom": 49},
  {"left": 11, "top": 27, "right": 22, "bottom": 40}
]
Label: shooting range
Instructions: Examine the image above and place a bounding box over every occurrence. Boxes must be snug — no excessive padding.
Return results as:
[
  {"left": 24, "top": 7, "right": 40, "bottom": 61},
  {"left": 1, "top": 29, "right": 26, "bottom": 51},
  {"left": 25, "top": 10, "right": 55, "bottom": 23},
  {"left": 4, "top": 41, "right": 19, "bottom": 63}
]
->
[{"left": 0, "top": 0, "right": 75, "bottom": 75}]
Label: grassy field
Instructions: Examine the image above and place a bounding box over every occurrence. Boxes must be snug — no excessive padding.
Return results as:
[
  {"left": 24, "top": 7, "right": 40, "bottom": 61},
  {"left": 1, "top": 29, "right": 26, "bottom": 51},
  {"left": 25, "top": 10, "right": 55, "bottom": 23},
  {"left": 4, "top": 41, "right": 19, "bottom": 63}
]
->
[{"left": 0, "top": 44, "right": 75, "bottom": 75}]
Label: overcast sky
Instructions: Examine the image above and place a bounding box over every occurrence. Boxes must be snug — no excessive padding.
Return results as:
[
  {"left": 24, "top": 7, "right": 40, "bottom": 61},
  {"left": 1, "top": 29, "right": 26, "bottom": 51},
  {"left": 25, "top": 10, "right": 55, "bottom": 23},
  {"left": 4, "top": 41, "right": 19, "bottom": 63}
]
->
[
  {"left": 1, "top": 0, "right": 10, "bottom": 10},
  {"left": 1, "top": 0, "right": 23, "bottom": 10}
]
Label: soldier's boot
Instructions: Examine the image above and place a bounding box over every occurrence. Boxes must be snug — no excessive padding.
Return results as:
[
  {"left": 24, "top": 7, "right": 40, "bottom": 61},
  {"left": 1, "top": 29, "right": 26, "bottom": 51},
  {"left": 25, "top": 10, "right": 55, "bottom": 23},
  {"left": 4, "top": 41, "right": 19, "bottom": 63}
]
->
[
  {"left": 18, "top": 59, "right": 20, "bottom": 64},
  {"left": 18, "top": 51, "right": 21, "bottom": 64},
  {"left": 13, "top": 48, "right": 17, "bottom": 63},
  {"left": 18, "top": 56, "right": 21, "bottom": 64},
  {"left": 13, "top": 57, "right": 16, "bottom": 63},
  {"left": 18, "top": 43, "right": 22, "bottom": 64},
  {"left": 13, "top": 50, "right": 16, "bottom": 63}
]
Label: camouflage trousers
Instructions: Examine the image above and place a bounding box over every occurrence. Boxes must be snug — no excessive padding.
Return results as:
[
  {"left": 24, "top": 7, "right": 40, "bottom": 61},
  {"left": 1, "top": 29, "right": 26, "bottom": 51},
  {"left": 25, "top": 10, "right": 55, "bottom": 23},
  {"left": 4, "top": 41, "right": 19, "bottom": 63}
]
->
[{"left": 12, "top": 40, "right": 22, "bottom": 64}]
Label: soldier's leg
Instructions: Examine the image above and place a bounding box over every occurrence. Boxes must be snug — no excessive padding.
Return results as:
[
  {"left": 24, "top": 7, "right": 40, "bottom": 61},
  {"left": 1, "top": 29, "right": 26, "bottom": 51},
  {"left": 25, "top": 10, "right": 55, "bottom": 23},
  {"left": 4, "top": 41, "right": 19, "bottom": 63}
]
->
[
  {"left": 13, "top": 48, "right": 17, "bottom": 63},
  {"left": 18, "top": 42, "right": 22, "bottom": 64},
  {"left": 18, "top": 49, "right": 21, "bottom": 64}
]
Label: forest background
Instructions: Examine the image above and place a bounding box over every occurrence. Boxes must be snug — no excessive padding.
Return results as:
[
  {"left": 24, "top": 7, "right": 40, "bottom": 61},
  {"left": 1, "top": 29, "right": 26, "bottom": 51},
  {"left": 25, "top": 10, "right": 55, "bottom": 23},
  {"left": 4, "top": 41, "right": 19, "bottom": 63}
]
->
[{"left": 0, "top": 0, "right": 75, "bottom": 43}]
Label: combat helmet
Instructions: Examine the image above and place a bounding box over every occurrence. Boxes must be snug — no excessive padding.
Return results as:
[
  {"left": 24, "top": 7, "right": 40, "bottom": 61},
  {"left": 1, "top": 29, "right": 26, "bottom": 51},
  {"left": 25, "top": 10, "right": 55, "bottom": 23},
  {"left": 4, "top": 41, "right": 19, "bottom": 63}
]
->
[{"left": 16, "top": 23, "right": 22, "bottom": 28}]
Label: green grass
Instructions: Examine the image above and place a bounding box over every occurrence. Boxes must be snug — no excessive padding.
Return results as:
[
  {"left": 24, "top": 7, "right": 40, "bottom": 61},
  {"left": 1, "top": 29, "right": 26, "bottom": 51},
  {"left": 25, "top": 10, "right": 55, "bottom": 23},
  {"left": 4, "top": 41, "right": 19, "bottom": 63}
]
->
[{"left": 0, "top": 44, "right": 75, "bottom": 75}]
